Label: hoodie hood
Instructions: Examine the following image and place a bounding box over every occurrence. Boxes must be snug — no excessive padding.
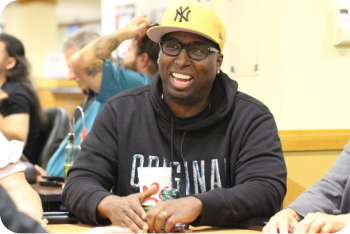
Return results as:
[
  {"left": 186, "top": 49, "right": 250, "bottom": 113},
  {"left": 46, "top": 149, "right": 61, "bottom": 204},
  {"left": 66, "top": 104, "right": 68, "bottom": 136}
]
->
[{"left": 150, "top": 72, "right": 238, "bottom": 132}]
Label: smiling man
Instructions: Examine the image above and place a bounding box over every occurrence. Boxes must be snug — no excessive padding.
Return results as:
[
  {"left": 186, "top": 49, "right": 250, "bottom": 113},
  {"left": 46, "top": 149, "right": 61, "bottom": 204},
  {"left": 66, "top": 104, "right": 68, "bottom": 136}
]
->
[{"left": 63, "top": 3, "right": 287, "bottom": 233}]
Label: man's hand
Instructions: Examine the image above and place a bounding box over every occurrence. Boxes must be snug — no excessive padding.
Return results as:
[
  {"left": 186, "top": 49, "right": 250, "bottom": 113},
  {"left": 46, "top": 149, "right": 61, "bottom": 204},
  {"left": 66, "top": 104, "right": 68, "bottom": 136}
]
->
[
  {"left": 34, "top": 164, "right": 46, "bottom": 183},
  {"left": 146, "top": 196, "right": 202, "bottom": 233},
  {"left": 262, "top": 208, "right": 302, "bottom": 234},
  {"left": 120, "top": 14, "right": 150, "bottom": 41},
  {"left": 294, "top": 213, "right": 350, "bottom": 233},
  {"left": 97, "top": 185, "right": 157, "bottom": 233}
]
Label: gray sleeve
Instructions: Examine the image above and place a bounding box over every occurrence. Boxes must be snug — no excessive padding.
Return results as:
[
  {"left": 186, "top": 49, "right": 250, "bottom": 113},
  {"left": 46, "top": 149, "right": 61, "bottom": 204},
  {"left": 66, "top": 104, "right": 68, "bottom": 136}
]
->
[
  {"left": 288, "top": 140, "right": 350, "bottom": 217},
  {"left": 0, "top": 185, "right": 47, "bottom": 233}
]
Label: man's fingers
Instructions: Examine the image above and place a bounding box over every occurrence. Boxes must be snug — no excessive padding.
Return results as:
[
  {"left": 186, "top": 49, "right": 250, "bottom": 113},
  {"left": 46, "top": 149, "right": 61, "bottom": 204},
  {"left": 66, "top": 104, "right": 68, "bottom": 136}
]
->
[
  {"left": 139, "top": 184, "right": 158, "bottom": 201},
  {"left": 278, "top": 224, "right": 289, "bottom": 234},
  {"left": 294, "top": 220, "right": 311, "bottom": 233},
  {"left": 131, "top": 201, "right": 146, "bottom": 220},
  {"left": 135, "top": 22, "right": 149, "bottom": 39},
  {"left": 118, "top": 216, "right": 143, "bottom": 234},
  {"left": 34, "top": 164, "right": 46, "bottom": 175},
  {"left": 129, "top": 203, "right": 148, "bottom": 229},
  {"left": 308, "top": 220, "right": 325, "bottom": 233},
  {"left": 154, "top": 211, "right": 168, "bottom": 233}
]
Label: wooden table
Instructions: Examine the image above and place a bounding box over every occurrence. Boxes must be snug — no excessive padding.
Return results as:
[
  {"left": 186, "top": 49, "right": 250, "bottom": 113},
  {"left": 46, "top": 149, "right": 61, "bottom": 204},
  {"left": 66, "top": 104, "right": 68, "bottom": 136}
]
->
[
  {"left": 47, "top": 224, "right": 262, "bottom": 233},
  {"left": 31, "top": 184, "right": 63, "bottom": 195}
]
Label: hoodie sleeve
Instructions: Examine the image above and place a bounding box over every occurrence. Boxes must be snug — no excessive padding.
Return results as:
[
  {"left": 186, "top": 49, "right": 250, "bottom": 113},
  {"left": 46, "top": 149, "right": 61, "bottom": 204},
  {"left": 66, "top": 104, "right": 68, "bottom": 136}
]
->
[
  {"left": 193, "top": 113, "right": 287, "bottom": 226},
  {"left": 62, "top": 102, "right": 119, "bottom": 225},
  {"left": 288, "top": 140, "right": 350, "bottom": 217}
]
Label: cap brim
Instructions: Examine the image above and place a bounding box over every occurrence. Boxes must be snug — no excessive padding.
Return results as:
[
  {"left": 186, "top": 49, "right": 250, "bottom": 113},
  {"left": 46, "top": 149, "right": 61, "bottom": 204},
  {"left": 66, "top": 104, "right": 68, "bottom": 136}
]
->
[{"left": 147, "top": 26, "right": 218, "bottom": 46}]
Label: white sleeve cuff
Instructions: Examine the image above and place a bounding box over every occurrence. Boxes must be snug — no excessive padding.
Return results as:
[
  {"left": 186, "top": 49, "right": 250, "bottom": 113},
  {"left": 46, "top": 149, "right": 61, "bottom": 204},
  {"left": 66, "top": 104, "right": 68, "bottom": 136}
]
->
[{"left": 0, "top": 161, "right": 26, "bottom": 180}]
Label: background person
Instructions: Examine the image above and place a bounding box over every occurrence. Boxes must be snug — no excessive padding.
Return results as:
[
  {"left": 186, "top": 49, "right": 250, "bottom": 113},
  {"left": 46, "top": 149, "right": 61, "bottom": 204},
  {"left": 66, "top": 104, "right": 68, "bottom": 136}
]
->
[
  {"left": 62, "top": 3, "right": 287, "bottom": 233},
  {"left": 41, "top": 22, "right": 158, "bottom": 179},
  {"left": 0, "top": 130, "right": 43, "bottom": 225},
  {"left": 69, "top": 15, "right": 159, "bottom": 103},
  {"left": 0, "top": 33, "right": 46, "bottom": 165},
  {"left": 263, "top": 140, "right": 350, "bottom": 233},
  {"left": 0, "top": 185, "right": 46, "bottom": 233},
  {"left": 35, "top": 28, "right": 102, "bottom": 179},
  {"left": 61, "top": 28, "right": 101, "bottom": 121}
]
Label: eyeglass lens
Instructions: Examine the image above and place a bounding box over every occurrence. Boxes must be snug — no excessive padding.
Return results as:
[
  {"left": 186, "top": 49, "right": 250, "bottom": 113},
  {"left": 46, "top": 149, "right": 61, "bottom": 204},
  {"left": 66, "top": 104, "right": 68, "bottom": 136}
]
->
[{"left": 161, "top": 40, "right": 211, "bottom": 60}]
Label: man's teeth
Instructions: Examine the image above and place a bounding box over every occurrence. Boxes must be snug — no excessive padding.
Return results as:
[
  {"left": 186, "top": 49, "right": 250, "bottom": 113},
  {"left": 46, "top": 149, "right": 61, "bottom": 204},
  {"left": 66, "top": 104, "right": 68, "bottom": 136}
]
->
[{"left": 172, "top": 73, "right": 192, "bottom": 79}]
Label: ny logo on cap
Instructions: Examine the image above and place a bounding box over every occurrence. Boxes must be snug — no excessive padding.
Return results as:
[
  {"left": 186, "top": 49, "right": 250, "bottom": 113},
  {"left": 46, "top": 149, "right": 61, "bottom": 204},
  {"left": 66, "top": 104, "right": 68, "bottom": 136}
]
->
[{"left": 174, "top": 6, "right": 191, "bottom": 22}]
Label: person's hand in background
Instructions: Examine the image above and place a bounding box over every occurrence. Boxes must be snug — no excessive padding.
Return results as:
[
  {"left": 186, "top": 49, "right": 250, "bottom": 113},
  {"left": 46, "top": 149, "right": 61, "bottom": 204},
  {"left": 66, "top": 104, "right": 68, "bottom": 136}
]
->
[
  {"left": 263, "top": 208, "right": 302, "bottom": 234},
  {"left": 120, "top": 14, "right": 149, "bottom": 41},
  {"left": 34, "top": 164, "right": 46, "bottom": 183},
  {"left": 294, "top": 213, "right": 350, "bottom": 233}
]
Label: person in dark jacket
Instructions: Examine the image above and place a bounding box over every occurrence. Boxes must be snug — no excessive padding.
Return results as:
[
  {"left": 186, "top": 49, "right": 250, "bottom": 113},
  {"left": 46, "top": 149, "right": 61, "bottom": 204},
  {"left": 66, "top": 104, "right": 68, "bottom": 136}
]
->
[{"left": 62, "top": 3, "right": 287, "bottom": 233}]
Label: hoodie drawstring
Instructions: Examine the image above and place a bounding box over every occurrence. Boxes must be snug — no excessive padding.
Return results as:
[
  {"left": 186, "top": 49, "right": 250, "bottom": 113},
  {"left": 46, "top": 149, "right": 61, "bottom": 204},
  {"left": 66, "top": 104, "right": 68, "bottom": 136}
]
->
[
  {"left": 170, "top": 116, "right": 187, "bottom": 164},
  {"left": 171, "top": 117, "right": 174, "bottom": 162},
  {"left": 180, "top": 131, "right": 187, "bottom": 162}
]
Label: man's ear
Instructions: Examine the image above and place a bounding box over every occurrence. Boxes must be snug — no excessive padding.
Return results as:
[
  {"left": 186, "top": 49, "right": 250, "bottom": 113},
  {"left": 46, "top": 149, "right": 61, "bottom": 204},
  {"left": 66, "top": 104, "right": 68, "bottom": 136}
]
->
[
  {"left": 5, "top": 57, "right": 16, "bottom": 70},
  {"left": 216, "top": 54, "right": 223, "bottom": 71},
  {"left": 137, "top": 53, "right": 149, "bottom": 69}
]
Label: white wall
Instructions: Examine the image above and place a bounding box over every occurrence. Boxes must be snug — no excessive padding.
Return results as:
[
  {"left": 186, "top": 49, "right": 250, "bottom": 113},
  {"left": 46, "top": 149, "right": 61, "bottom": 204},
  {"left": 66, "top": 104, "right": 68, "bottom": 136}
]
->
[{"left": 233, "top": 0, "right": 350, "bottom": 130}]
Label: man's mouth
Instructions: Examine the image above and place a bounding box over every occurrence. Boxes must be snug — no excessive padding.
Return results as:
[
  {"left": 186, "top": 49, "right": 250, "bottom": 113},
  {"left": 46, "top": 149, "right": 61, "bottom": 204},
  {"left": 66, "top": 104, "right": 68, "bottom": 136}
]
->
[{"left": 172, "top": 72, "right": 192, "bottom": 84}]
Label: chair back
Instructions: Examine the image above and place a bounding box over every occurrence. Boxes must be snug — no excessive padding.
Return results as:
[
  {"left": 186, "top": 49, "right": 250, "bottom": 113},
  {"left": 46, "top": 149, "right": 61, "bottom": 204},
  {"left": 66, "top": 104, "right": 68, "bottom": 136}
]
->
[{"left": 39, "top": 107, "right": 70, "bottom": 169}]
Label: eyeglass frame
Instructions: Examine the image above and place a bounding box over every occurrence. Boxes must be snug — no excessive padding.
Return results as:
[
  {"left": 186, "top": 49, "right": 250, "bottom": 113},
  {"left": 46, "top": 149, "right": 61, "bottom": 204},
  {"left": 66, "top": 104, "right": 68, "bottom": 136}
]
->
[{"left": 159, "top": 39, "right": 220, "bottom": 61}]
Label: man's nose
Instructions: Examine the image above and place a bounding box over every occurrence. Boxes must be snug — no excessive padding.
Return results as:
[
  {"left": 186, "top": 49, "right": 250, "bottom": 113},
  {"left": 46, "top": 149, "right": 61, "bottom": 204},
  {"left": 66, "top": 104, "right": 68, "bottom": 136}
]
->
[
  {"left": 67, "top": 70, "right": 76, "bottom": 80},
  {"left": 175, "top": 49, "right": 191, "bottom": 67}
]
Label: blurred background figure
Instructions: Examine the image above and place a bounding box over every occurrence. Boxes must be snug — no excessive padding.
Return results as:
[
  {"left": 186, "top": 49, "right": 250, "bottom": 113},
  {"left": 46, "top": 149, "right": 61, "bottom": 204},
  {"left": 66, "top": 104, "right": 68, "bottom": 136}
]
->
[
  {"left": 60, "top": 28, "right": 101, "bottom": 120},
  {"left": 0, "top": 33, "right": 46, "bottom": 165},
  {"left": 39, "top": 17, "right": 159, "bottom": 180},
  {"left": 35, "top": 28, "right": 102, "bottom": 180},
  {"left": 0, "top": 130, "right": 44, "bottom": 228},
  {"left": 263, "top": 140, "right": 350, "bottom": 233},
  {"left": 69, "top": 16, "right": 159, "bottom": 103}
]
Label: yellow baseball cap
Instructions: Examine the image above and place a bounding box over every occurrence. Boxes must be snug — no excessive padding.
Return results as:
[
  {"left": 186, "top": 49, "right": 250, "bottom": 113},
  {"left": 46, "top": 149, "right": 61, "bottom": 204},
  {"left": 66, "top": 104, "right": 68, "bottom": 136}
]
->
[{"left": 147, "top": 3, "right": 226, "bottom": 51}]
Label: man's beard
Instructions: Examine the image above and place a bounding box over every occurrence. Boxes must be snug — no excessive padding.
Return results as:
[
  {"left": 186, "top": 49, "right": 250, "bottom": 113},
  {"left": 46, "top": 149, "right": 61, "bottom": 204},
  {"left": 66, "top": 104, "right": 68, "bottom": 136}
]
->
[{"left": 122, "top": 59, "right": 137, "bottom": 72}]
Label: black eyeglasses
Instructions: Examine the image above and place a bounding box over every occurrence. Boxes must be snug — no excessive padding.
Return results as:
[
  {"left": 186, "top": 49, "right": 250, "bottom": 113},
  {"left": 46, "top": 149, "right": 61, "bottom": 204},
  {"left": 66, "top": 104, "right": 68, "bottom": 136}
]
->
[{"left": 159, "top": 39, "right": 220, "bottom": 61}]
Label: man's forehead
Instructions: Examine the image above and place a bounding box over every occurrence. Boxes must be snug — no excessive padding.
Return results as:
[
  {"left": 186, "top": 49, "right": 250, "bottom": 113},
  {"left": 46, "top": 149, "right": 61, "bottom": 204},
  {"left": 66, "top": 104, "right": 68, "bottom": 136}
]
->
[
  {"left": 0, "top": 41, "right": 7, "bottom": 52},
  {"left": 64, "top": 47, "right": 77, "bottom": 59}
]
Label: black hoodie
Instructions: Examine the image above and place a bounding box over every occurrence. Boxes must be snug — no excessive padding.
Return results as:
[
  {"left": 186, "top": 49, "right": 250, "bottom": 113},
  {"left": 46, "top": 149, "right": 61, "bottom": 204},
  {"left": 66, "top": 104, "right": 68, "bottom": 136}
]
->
[{"left": 63, "top": 72, "right": 287, "bottom": 227}]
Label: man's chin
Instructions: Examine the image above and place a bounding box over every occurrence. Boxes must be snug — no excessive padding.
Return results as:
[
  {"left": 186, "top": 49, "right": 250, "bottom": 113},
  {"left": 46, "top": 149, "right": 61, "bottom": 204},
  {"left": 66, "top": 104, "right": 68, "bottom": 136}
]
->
[
  {"left": 122, "top": 62, "right": 137, "bottom": 72},
  {"left": 79, "top": 87, "right": 88, "bottom": 94}
]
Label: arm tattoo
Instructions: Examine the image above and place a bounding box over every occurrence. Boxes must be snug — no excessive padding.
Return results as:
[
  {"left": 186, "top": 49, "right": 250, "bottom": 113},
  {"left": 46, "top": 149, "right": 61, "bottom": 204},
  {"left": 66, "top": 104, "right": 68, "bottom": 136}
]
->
[
  {"left": 85, "top": 62, "right": 103, "bottom": 78},
  {"left": 93, "top": 36, "right": 121, "bottom": 59}
]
